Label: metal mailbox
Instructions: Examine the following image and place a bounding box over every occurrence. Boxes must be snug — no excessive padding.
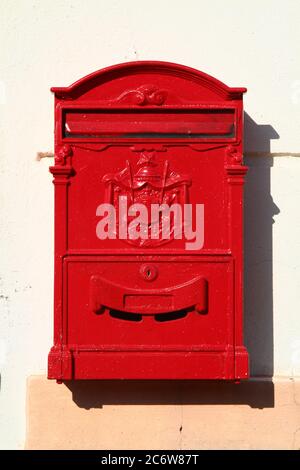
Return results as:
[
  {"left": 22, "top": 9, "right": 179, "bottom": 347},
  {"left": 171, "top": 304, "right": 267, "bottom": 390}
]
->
[{"left": 48, "top": 61, "right": 249, "bottom": 381}]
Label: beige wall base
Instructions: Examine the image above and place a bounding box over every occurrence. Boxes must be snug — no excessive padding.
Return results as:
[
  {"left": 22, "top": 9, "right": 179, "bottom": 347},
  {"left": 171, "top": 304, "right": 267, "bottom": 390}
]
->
[{"left": 25, "top": 375, "right": 300, "bottom": 450}]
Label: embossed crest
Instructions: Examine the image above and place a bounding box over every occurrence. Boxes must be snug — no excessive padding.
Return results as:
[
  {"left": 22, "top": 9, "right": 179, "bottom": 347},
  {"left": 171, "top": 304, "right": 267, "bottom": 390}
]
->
[{"left": 102, "top": 152, "right": 191, "bottom": 246}]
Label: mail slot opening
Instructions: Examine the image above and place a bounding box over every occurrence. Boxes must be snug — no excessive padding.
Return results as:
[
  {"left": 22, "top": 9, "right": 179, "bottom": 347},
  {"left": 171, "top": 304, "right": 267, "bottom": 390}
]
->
[
  {"left": 154, "top": 310, "right": 189, "bottom": 322},
  {"left": 63, "top": 109, "right": 235, "bottom": 139},
  {"left": 109, "top": 310, "right": 143, "bottom": 322},
  {"left": 108, "top": 309, "right": 190, "bottom": 322}
]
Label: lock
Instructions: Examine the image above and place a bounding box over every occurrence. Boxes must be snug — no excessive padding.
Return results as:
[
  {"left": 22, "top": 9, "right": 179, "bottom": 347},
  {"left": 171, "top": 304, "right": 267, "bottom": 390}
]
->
[
  {"left": 140, "top": 264, "right": 158, "bottom": 281},
  {"left": 48, "top": 61, "right": 249, "bottom": 381}
]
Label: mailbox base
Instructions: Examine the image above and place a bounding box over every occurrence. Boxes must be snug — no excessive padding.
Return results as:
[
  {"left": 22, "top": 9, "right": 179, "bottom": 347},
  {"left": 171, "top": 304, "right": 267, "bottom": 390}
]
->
[{"left": 48, "top": 348, "right": 249, "bottom": 381}]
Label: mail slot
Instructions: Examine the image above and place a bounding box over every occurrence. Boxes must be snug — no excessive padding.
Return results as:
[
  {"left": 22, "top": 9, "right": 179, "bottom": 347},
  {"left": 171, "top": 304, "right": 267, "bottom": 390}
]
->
[
  {"left": 48, "top": 61, "right": 249, "bottom": 381},
  {"left": 64, "top": 109, "right": 235, "bottom": 138}
]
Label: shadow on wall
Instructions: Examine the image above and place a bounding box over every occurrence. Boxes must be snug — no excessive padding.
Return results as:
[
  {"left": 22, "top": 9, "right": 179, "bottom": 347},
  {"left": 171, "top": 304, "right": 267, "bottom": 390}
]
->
[
  {"left": 244, "top": 112, "right": 280, "bottom": 378},
  {"left": 66, "top": 379, "right": 274, "bottom": 409},
  {"left": 65, "top": 113, "right": 279, "bottom": 410}
]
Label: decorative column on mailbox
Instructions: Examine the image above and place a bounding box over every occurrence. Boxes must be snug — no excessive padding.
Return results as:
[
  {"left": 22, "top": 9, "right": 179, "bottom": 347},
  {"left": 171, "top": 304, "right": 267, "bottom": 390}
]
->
[{"left": 48, "top": 61, "right": 249, "bottom": 381}]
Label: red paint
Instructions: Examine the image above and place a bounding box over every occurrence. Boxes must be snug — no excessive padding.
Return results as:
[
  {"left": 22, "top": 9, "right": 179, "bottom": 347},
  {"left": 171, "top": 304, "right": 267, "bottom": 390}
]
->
[{"left": 48, "top": 61, "right": 249, "bottom": 380}]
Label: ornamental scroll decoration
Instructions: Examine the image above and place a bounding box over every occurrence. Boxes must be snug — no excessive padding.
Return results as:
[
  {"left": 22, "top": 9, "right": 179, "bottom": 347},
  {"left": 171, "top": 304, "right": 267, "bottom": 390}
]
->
[
  {"left": 115, "top": 84, "right": 168, "bottom": 106},
  {"left": 226, "top": 145, "right": 243, "bottom": 165},
  {"left": 55, "top": 144, "right": 73, "bottom": 166}
]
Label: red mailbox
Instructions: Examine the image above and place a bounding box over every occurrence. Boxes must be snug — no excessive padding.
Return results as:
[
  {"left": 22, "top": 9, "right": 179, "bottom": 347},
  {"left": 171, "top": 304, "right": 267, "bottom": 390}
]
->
[{"left": 48, "top": 61, "right": 249, "bottom": 381}]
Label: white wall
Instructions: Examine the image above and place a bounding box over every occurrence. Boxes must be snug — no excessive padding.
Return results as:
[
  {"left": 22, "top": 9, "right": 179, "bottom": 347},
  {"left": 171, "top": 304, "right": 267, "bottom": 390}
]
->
[{"left": 0, "top": 0, "right": 299, "bottom": 449}]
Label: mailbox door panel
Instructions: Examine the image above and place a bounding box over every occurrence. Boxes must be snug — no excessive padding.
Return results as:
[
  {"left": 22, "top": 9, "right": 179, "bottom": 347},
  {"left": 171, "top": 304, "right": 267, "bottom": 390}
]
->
[{"left": 65, "top": 256, "right": 234, "bottom": 348}]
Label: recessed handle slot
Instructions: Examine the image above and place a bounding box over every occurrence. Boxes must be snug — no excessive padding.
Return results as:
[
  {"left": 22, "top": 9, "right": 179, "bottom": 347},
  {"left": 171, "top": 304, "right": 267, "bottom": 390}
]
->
[{"left": 89, "top": 274, "right": 208, "bottom": 315}]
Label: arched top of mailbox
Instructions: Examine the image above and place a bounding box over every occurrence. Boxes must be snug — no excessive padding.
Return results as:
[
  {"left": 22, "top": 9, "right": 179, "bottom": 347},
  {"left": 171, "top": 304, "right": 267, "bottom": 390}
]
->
[{"left": 51, "top": 61, "right": 246, "bottom": 103}]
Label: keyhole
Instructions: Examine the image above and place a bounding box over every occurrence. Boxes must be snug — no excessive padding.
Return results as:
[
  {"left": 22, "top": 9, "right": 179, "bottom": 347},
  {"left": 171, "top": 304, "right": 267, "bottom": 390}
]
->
[{"left": 140, "top": 264, "right": 158, "bottom": 281}]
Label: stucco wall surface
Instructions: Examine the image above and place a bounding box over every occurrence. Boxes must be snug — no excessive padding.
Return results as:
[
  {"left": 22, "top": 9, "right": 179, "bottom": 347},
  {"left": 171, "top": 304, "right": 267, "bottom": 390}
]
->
[{"left": 1, "top": 0, "right": 300, "bottom": 449}]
